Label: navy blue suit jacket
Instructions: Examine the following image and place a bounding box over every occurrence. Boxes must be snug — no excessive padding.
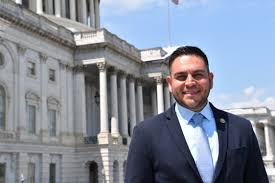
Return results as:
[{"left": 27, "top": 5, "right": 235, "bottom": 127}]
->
[{"left": 125, "top": 103, "right": 268, "bottom": 183}]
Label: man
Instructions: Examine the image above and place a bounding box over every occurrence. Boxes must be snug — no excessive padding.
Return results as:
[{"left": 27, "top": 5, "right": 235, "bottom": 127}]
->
[{"left": 125, "top": 46, "right": 268, "bottom": 183}]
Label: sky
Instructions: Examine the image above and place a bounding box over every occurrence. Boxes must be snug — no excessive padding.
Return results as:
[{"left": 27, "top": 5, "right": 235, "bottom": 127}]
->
[{"left": 100, "top": 0, "right": 275, "bottom": 110}]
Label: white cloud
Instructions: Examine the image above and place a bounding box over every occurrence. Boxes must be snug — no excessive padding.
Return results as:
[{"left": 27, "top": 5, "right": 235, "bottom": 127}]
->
[
  {"left": 243, "top": 86, "right": 255, "bottom": 97},
  {"left": 243, "top": 86, "right": 264, "bottom": 98},
  {"left": 101, "top": 0, "right": 161, "bottom": 13},
  {"left": 101, "top": 0, "right": 215, "bottom": 14},
  {"left": 213, "top": 86, "right": 275, "bottom": 110}
]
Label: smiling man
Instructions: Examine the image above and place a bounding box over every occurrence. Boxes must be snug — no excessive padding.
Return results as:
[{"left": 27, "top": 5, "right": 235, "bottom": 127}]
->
[{"left": 125, "top": 46, "right": 268, "bottom": 183}]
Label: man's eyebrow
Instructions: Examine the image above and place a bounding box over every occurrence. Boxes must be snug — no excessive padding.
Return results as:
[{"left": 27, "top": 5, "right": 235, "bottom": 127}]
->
[
  {"left": 174, "top": 69, "right": 205, "bottom": 75},
  {"left": 193, "top": 69, "right": 207, "bottom": 73},
  {"left": 173, "top": 72, "right": 187, "bottom": 76}
]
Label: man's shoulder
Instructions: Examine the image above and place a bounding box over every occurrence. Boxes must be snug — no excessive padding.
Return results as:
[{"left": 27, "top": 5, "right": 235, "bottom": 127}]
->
[{"left": 137, "top": 111, "right": 167, "bottom": 129}]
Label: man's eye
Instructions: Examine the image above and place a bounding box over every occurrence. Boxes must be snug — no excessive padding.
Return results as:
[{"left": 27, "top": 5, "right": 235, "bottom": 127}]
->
[
  {"left": 193, "top": 73, "right": 204, "bottom": 79},
  {"left": 175, "top": 75, "right": 187, "bottom": 81}
]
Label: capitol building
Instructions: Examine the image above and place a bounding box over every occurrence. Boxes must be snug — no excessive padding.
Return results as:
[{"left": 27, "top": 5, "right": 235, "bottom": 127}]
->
[{"left": 0, "top": 0, "right": 274, "bottom": 182}]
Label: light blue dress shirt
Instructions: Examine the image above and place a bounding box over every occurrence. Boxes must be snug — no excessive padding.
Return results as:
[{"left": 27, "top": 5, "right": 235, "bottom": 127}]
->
[{"left": 175, "top": 102, "right": 219, "bottom": 169}]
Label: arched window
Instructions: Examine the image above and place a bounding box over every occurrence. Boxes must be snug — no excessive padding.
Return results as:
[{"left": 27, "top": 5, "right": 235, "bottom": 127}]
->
[
  {"left": 113, "top": 161, "right": 119, "bottom": 183},
  {"left": 47, "top": 97, "right": 60, "bottom": 137},
  {"left": 0, "top": 52, "right": 4, "bottom": 66},
  {"left": 89, "top": 161, "right": 98, "bottom": 183},
  {"left": 25, "top": 91, "right": 40, "bottom": 134},
  {"left": 0, "top": 85, "right": 6, "bottom": 130}
]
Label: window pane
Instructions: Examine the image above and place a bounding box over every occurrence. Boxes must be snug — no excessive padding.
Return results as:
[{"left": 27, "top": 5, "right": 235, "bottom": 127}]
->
[
  {"left": 49, "top": 69, "right": 55, "bottom": 82},
  {"left": 28, "top": 105, "right": 36, "bottom": 134},
  {"left": 0, "top": 163, "right": 5, "bottom": 183},
  {"left": 49, "top": 110, "right": 56, "bottom": 136},
  {"left": 0, "top": 86, "right": 5, "bottom": 130},
  {"left": 49, "top": 163, "right": 56, "bottom": 183},
  {"left": 28, "top": 163, "right": 35, "bottom": 183},
  {"left": 0, "top": 53, "right": 3, "bottom": 66},
  {"left": 27, "top": 62, "right": 36, "bottom": 76}
]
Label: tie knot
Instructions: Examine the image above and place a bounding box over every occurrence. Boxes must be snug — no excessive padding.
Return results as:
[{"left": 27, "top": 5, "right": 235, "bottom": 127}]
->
[{"left": 191, "top": 113, "right": 204, "bottom": 126}]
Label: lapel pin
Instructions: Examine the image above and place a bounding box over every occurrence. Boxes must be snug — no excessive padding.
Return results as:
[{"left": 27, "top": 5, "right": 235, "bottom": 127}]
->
[{"left": 219, "top": 118, "right": 226, "bottom": 124}]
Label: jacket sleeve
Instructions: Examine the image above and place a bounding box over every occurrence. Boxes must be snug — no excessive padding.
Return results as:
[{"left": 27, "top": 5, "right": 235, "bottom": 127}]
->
[
  {"left": 244, "top": 124, "right": 269, "bottom": 183},
  {"left": 125, "top": 125, "right": 154, "bottom": 183}
]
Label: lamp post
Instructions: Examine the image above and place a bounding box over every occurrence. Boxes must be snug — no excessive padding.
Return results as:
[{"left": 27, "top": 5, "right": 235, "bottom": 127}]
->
[{"left": 94, "top": 91, "right": 100, "bottom": 106}]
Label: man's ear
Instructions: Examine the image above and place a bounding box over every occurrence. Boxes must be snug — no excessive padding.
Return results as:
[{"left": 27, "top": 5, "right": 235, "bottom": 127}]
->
[
  {"left": 209, "top": 72, "right": 214, "bottom": 89},
  {"left": 166, "top": 76, "right": 173, "bottom": 92}
]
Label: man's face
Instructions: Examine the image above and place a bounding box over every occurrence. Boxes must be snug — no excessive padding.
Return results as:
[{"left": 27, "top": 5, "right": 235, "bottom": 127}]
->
[{"left": 166, "top": 55, "right": 213, "bottom": 112}]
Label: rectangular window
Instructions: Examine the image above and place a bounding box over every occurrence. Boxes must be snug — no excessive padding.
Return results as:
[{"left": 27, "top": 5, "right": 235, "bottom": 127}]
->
[
  {"left": 49, "top": 163, "right": 56, "bottom": 183},
  {"left": 0, "top": 95, "right": 5, "bottom": 130},
  {"left": 28, "top": 163, "right": 35, "bottom": 183},
  {"left": 27, "top": 61, "right": 36, "bottom": 76},
  {"left": 49, "top": 69, "right": 56, "bottom": 82},
  {"left": 28, "top": 105, "right": 36, "bottom": 134},
  {"left": 49, "top": 110, "right": 56, "bottom": 137},
  {"left": 0, "top": 163, "right": 5, "bottom": 183}
]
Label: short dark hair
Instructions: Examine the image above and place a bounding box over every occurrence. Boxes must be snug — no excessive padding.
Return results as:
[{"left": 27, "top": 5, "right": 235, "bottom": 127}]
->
[{"left": 168, "top": 46, "right": 209, "bottom": 72}]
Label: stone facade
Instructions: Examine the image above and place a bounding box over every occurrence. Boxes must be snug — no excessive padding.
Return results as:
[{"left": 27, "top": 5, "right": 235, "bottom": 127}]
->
[
  {"left": 0, "top": 0, "right": 274, "bottom": 182},
  {"left": 226, "top": 107, "right": 275, "bottom": 181}
]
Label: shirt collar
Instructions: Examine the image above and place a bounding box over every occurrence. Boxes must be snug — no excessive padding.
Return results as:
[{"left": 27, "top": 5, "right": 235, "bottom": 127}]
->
[{"left": 175, "top": 102, "right": 214, "bottom": 124}]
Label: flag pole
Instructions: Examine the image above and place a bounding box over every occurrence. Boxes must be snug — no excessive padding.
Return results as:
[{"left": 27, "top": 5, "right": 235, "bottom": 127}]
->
[{"left": 167, "top": 0, "right": 172, "bottom": 47}]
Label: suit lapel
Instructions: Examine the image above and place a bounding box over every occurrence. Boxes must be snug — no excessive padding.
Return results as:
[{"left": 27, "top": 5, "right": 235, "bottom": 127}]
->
[
  {"left": 210, "top": 103, "right": 228, "bottom": 182},
  {"left": 164, "top": 105, "right": 202, "bottom": 180}
]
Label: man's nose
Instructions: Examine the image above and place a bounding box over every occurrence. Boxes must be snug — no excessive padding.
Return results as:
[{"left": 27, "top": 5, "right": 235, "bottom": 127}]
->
[{"left": 185, "top": 75, "right": 195, "bottom": 86}]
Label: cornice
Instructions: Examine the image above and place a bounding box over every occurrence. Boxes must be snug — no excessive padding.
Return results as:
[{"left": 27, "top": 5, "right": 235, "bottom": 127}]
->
[{"left": 0, "top": 1, "right": 75, "bottom": 48}]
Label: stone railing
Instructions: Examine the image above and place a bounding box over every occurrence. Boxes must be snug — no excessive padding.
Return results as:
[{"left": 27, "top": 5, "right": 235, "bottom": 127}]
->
[
  {"left": 0, "top": 0, "right": 74, "bottom": 46},
  {"left": 226, "top": 107, "right": 270, "bottom": 116},
  {"left": 74, "top": 28, "right": 140, "bottom": 60},
  {"left": 0, "top": 130, "right": 14, "bottom": 140},
  {"left": 140, "top": 47, "right": 167, "bottom": 62}
]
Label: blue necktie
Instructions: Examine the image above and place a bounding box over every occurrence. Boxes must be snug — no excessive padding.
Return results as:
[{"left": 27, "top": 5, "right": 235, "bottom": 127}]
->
[{"left": 190, "top": 113, "right": 214, "bottom": 183}]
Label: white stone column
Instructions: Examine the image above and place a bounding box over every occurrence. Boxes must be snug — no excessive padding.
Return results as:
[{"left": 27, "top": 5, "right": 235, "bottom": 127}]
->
[
  {"left": 164, "top": 83, "right": 171, "bottom": 110},
  {"left": 73, "top": 66, "right": 87, "bottom": 139},
  {"left": 136, "top": 80, "right": 144, "bottom": 122},
  {"left": 89, "top": 0, "right": 95, "bottom": 27},
  {"left": 97, "top": 62, "right": 109, "bottom": 134},
  {"left": 59, "top": 63, "right": 68, "bottom": 142},
  {"left": 41, "top": 154, "right": 50, "bottom": 182},
  {"left": 29, "top": 0, "right": 36, "bottom": 12},
  {"left": 17, "top": 152, "right": 28, "bottom": 182},
  {"left": 264, "top": 121, "right": 273, "bottom": 158},
  {"left": 61, "top": 0, "right": 66, "bottom": 17},
  {"left": 110, "top": 68, "right": 119, "bottom": 136},
  {"left": 17, "top": 46, "right": 26, "bottom": 137},
  {"left": 119, "top": 72, "right": 128, "bottom": 137},
  {"left": 251, "top": 121, "right": 266, "bottom": 155},
  {"left": 40, "top": 53, "right": 48, "bottom": 142},
  {"left": 70, "top": 0, "right": 76, "bottom": 20},
  {"left": 94, "top": 0, "right": 100, "bottom": 28},
  {"left": 129, "top": 76, "right": 136, "bottom": 135},
  {"left": 80, "top": 0, "right": 88, "bottom": 24},
  {"left": 155, "top": 76, "right": 164, "bottom": 114},
  {"left": 151, "top": 88, "right": 157, "bottom": 115},
  {"left": 54, "top": 0, "right": 61, "bottom": 17},
  {"left": 36, "top": 0, "right": 43, "bottom": 14},
  {"left": 46, "top": 0, "right": 53, "bottom": 14},
  {"left": 67, "top": 67, "right": 74, "bottom": 137}
]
